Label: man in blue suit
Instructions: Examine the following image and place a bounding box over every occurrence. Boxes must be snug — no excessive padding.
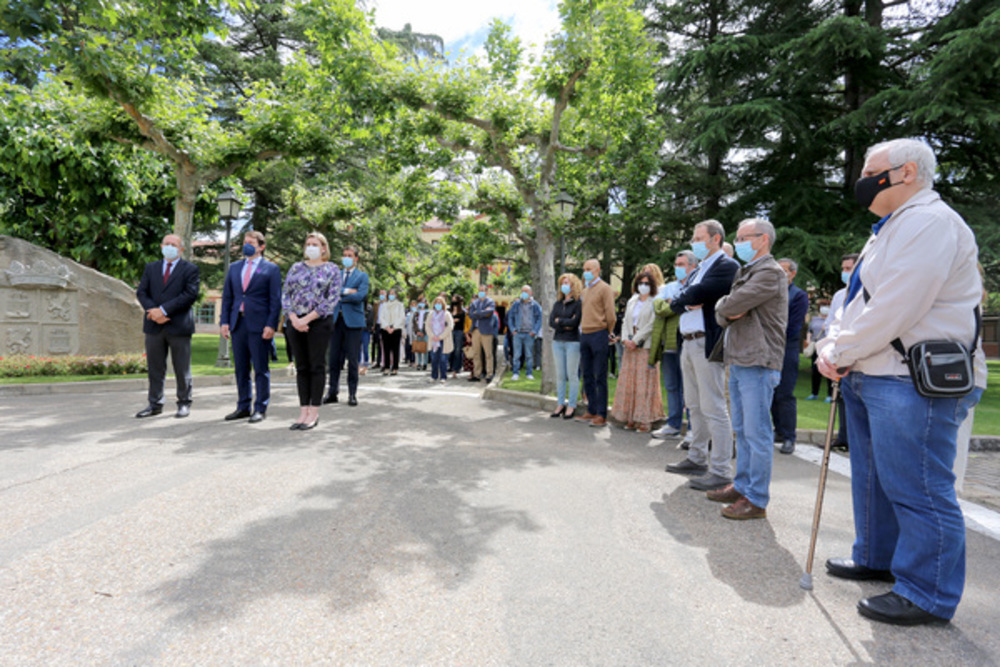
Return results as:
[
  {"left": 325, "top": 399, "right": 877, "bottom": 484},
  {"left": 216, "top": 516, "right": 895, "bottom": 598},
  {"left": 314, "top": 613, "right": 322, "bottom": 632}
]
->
[
  {"left": 325, "top": 245, "right": 369, "bottom": 406},
  {"left": 220, "top": 231, "right": 282, "bottom": 423},
  {"left": 135, "top": 234, "right": 201, "bottom": 418},
  {"left": 467, "top": 284, "right": 497, "bottom": 381}
]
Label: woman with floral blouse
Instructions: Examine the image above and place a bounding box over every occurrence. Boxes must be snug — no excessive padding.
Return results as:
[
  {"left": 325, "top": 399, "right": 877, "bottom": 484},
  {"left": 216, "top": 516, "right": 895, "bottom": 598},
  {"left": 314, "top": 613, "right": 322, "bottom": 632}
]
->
[{"left": 281, "top": 232, "right": 342, "bottom": 430}]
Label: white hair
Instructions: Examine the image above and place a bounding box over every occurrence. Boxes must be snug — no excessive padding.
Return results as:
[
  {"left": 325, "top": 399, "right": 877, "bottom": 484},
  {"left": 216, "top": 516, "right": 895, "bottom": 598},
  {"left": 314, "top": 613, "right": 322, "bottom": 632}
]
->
[
  {"left": 739, "top": 217, "right": 775, "bottom": 249},
  {"left": 865, "top": 138, "right": 936, "bottom": 187}
]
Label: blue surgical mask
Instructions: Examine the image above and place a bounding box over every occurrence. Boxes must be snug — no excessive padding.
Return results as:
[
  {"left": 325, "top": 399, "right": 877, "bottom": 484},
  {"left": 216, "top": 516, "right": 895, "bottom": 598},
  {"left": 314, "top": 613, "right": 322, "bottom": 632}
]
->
[
  {"left": 520, "top": 292, "right": 530, "bottom": 300},
  {"left": 418, "top": 303, "right": 425, "bottom": 310},
  {"left": 674, "top": 266, "right": 686, "bottom": 280},
  {"left": 478, "top": 291, "right": 486, "bottom": 299},
  {"left": 389, "top": 294, "right": 396, "bottom": 301},
  {"left": 560, "top": 284, "right": 571, "bottom": 295},
  {"left": 242, "top": 243, "right": 257, "bottom": 258},
  {"left": 379, "top": 294, "right": 386, "bottom": 301},
  {"left": 841, "top": 270, "right": 851, "bottom": 285},
  {"left": 342, "top": 256, "right": 354, "bottom": 269},
  {"left": 161, "top": 245, "right": 179, "bottom": 261},
  {"left": 583, "top": 271, "right": 594, "bottom": 284},
  {"left": 735, "top": 240, "right": 755, "bottom": 263},
  {"left": 434, "top": 303, "right": 443, "bottom": 311},
  {"left": 691, "top": 242, "right": 709, "bottom": 261}
]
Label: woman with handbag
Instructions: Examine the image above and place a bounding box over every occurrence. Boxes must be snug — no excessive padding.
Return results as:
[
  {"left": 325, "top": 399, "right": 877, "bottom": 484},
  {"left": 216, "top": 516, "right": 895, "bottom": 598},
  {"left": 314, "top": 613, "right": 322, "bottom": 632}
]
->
[
  {"left": 427, "top": 296, "right": 455, "bottom": 383},
  {"left": 410, "top": 297, "right": 430, "bottom": 371}
]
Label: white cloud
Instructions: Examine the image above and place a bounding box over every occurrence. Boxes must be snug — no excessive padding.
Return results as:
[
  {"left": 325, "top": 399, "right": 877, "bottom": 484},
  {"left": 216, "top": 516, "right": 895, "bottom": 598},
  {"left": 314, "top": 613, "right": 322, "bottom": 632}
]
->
[{"left": 371, "top": 0, "right": 561, "bottom": 59}]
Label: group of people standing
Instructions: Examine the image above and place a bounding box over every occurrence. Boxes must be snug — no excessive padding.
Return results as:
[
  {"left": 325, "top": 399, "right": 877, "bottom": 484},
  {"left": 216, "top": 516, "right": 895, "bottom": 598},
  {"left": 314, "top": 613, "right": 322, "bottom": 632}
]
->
[{"left": 133, "top": 138, "right": 984, "bottom": 629}]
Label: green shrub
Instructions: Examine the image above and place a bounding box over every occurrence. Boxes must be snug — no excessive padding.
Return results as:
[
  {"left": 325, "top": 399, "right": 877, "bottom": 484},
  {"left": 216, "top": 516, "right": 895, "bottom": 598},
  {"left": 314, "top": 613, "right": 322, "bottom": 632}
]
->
[{"left": 0, "top": 354, "right": 147, "bottom": 378}]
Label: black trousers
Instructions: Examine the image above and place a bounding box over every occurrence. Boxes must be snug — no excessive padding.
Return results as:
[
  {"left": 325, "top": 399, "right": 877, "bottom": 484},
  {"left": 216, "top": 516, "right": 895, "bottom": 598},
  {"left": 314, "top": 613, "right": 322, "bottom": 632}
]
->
[
  {"left": 328, "top": 315, "right": 362, "bottom": 398},
  {"left": 383, "top": 328, "right": 402, "bottom": 371},
  {"left": 145, "top": 331, "right": 193, "bottom": 407},
  {"left": 286, "top": 316, "right": 333, "bottom": 406}
]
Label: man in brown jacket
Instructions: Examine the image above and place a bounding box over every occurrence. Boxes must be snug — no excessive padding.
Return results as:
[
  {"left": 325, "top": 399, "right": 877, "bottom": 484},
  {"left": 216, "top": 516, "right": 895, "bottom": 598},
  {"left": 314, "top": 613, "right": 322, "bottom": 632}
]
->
[
  {"left": 576, "top": 259, "right": 617, "bottom": 427},
  {"left": 706, "top": 218, "right": 788, "bottom": 520}
]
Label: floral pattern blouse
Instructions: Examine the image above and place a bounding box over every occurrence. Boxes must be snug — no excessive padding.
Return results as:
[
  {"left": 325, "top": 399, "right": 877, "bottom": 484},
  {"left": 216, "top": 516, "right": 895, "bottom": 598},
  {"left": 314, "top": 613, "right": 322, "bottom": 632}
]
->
[{"left": 281, "top": 261, "right": 342, "bottom": 319}]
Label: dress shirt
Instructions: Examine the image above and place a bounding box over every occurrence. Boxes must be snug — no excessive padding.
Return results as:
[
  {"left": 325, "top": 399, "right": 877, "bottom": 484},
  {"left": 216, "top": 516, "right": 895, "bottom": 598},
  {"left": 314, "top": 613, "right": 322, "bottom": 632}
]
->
[{"left": 678, "top": 250, "right": 723, "bottom": 334}]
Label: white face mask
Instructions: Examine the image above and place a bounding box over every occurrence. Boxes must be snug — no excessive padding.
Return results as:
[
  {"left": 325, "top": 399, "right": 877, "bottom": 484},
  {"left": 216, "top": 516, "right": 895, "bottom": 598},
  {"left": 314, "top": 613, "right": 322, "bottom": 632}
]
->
[
  {"left": 819, "top": 306, "right": 830, "bottom": 316},
  {"left": 637, "top": 284, "right": 651, "bottom": 296},
  {"left": 304, "top": 245, "right": 321, "bottom": 260}
]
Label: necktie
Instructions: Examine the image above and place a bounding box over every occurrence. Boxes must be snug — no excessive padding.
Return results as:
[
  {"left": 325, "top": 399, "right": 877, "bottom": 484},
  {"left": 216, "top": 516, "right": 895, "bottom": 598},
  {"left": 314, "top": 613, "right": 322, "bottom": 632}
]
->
[
  {"left": 163, "top": 261, "right": 171, "bottom": 285},
  {"left": 241, "top": 260, "right": 253, "bottom": 312}
]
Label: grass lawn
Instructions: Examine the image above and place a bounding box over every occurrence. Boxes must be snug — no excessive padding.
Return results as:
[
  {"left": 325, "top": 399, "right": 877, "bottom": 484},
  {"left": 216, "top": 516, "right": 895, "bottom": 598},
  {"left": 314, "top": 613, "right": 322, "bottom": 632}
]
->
[
  {"left": 0, "top": 334, "right": 288, "bottom": 385},
  {"left": 501, "top": 355, "right": 1000, "bottom": 436}
]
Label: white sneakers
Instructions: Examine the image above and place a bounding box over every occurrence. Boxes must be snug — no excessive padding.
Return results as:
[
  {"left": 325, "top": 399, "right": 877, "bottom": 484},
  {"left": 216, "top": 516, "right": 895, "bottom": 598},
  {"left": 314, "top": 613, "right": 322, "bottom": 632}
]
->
[{"left": 651, "top": 424, "right": 682, "bottom": 440}]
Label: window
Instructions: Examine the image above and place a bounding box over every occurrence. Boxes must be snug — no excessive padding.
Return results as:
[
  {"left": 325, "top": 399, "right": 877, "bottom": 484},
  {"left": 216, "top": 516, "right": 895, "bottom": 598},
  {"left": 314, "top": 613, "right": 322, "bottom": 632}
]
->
[{"left": 196, "top": 302, "right": 216, "bottom": 325}]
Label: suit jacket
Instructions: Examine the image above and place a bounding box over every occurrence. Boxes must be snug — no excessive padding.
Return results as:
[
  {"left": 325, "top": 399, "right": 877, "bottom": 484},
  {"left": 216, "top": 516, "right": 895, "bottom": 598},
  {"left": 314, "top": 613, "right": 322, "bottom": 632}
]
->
[
  {"left": 221, "top": 257, "right": 282, "bottom": 333},
  {"left": 468, "top": 297, "right": 498, "bottom": 335},
  {"left": 670, "top": 252, "right": 739, "bottom": 359},
  {"left": 332, "top": 268, "right": 370, "bottom": 328},
  {"left": 136, "top": 258, "right": 200, "bottom": 336}
]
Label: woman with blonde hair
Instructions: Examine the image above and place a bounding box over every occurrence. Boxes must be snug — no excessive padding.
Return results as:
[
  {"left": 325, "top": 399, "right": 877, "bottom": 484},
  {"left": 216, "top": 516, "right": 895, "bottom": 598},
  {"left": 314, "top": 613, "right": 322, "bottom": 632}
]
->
[
  {"left": 548, "top": 273, "right": 583, "bottom": 419},
  {"left": 281, "top": 232, "right": 342, "bottom": 430},
  {"left": 426, "top": 295, "right": 455, "bottom": 383},
  {"left": 611, "top": 270, "right": 663, "bottom": 432}
]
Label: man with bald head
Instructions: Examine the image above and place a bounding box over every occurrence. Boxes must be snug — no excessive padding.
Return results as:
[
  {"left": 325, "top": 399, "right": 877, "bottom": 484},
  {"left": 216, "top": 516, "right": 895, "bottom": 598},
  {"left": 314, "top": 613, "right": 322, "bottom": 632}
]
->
[
  {"left": 576, "top": 259, "right": 617, "bottom": 427},
  {"left": 135, "top": 234, "right": 201, "bottom": 418}
]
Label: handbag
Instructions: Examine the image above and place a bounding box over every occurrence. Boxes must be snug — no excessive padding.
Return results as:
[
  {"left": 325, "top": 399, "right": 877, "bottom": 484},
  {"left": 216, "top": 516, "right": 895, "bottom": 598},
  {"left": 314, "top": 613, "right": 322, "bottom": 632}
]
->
[
  {"left": 864, "top": 288, "right": 979, "bottom": 399},
  {"left": 412, "top": 335, "right": 428, "bottom": 354}
]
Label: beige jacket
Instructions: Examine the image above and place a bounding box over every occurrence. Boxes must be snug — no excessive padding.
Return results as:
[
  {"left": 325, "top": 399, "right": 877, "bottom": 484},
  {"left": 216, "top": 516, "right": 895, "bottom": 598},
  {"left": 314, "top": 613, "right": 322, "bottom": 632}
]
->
[
  {"left": 715, "top": 254, "right": 788, "bottom": 370},
  {"left": 623, "top": 294, "right": 657, "bottom": 349},
  {"left": 818, "top": 189, "right": 981, "bottom": 377}
]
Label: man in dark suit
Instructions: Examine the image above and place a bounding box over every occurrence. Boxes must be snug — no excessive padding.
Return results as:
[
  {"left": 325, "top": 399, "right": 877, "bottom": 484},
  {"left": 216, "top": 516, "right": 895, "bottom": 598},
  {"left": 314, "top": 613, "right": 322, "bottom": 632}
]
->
[
  {"left": 772, "top": 258, "right": 810, "bottom": 455},
  {"left": 220, "top": 231, "right": 282, "bottom": 423},
  {"left": 135, "top": 234, "right": 201, "bottom": 418},
  {"left": 325, "top": 245, "right": 369, "bottom": 406},
  {"left": 665, "top": 219, "right": 740, "bottom": 491}
]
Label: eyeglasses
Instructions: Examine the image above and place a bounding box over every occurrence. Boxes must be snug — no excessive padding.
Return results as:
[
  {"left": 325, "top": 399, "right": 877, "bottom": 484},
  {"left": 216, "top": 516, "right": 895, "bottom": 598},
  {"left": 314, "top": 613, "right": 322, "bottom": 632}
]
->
[{"left": 735, "top": 233, "right": 764, "bottom": 243}]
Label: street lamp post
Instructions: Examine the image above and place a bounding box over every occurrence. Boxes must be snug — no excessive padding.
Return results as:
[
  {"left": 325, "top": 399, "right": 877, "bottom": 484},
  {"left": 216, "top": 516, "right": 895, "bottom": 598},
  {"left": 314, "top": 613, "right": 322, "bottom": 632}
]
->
[
  {"left": 214, "top": 190, "right": 243, "bottom": 368},
  {"left": 553, "top": 190, "right": 576, "bottom": 274}
]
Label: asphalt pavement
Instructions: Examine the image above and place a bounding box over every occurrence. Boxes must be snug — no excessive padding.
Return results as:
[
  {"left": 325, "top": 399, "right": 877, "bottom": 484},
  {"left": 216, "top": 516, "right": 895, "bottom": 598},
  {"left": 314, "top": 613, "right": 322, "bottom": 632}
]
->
[{"left": 2, "top": 368, "right": 999, "bottom": 665}]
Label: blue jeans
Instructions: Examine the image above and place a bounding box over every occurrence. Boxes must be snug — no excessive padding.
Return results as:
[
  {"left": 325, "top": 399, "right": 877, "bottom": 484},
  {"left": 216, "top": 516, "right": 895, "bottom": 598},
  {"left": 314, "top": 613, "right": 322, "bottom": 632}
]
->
[
  {"left": 729, "top": 365, "right": 780, "bottom": 508},
  {"left": 512, "top": 332, "right": 534, "bottom": 374},
  {"left": 551, "top": 340, "right": 581, "bottom": 408},
  {"left": 450, "top": 330, "right": 465, "bottom": 373},
  {"left": 842, "top": 372, "right": 979, "bottom": 619},
  {"left": 661, "top": 350, "right": 684, "bottom": 430},
  {"left": 430, "top": 346, "right": 449, "bottom": 379},
  {"left": 580, "top": 331, "right": 610, "bottom": 418},
  {"left": 360, "top": 330, "right": 370, "bottom": 366}
]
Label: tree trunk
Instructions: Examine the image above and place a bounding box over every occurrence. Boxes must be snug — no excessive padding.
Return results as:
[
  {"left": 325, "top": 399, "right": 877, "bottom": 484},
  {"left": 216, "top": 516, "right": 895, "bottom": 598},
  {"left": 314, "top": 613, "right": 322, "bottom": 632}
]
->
[
  {"left": 531, "top": 223, "right": 559, "bottom": 396},
  {"left": 175, "top": 165, "right": 201, "bottom": 257}
]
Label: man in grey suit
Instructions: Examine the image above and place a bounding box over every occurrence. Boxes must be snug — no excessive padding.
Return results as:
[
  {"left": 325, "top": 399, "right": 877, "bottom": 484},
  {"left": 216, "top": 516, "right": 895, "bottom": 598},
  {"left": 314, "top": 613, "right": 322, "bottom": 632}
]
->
[{"left": 135, "top": 234, "right": 201, "bottom": 418}]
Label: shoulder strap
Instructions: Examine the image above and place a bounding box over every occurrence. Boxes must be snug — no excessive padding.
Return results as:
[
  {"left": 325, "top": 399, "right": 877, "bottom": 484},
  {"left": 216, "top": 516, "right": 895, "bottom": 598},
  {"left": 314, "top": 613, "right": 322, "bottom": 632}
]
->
[
  {"left": 862, "top": 287, "right": 908, "bottom": 360},
  {"left": 864, "top": 287, "right": 981, "bottom": 358}
]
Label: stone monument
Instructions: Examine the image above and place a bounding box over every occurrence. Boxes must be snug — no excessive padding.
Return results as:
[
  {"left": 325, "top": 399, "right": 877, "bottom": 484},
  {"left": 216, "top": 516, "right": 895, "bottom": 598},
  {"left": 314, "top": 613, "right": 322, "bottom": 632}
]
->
[{"left": 0, "top": 235, "right": 145, "bottom": 356}]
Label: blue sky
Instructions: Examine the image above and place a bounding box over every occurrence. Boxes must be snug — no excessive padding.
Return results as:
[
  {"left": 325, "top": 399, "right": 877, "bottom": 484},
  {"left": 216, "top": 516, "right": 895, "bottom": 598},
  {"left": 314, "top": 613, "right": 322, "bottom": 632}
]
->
[{"left": 371, "top": 0, "right": 562, "bottom": 60}]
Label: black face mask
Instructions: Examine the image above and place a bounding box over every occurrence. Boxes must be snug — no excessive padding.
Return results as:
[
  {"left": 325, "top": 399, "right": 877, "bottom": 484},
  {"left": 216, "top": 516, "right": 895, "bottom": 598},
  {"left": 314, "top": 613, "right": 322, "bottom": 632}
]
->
[{"left": 854, "top": 165, "right": 902, "bottom": 209}]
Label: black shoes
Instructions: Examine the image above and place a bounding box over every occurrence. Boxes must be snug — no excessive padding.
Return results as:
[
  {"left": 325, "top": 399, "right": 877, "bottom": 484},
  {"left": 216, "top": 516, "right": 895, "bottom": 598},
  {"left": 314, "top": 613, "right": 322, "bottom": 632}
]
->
[
  {"left": 467, "top": 376, "right": 481, "bottom": 382},
  {"left": 858, "top": 592, "right": 949, "bottom": 626},
  {"left": 175, "top": 404, "right": 191, "bottom": 418},
  {"left": 348, "top": 395, "right": 358, "bottom": 406},
  {"left": 249, "top": 412, "right": 266, "bottom": 424},
  {"left": 323, "top": 393, "right": 338, "bottom": 404},
  {"left": 825, "top": 557, "right": 895, "bottom": 582},
  {"left": 779, "top": 439, "right": 795, "bottom": 454},
  {"left": 135, "top": 405, "right": 163, "bottom": 418},
  {"left": 291, "top": 418, "right": 319, "bottom": 431},
  {"left": 225, "top": 409, "right": 252, "bottom": 421},
  {"left": 665, "top": 459, "right": 709, "bottom": 476},
  {"left": 550, "top": 406, "right": 566, "bottom": 418}
]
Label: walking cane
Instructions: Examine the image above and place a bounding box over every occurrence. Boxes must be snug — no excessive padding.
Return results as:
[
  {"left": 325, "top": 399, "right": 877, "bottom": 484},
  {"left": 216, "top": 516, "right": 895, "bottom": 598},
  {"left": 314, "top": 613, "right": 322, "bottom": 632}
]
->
[{"left": 800, "top": 381, "right": 841, "bottom": 591}]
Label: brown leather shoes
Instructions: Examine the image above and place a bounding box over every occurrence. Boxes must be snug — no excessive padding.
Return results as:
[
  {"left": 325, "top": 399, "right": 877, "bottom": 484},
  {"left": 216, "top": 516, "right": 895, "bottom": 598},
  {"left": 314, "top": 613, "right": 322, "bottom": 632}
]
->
[
  {"left": 706, "top": 484, "right": 742, "bottom": 503},
  {"left": 721, "top": 496, "right": 766, "bottom": 520},
  {"left": 590, "top": 416, "right": 608, "bottom": 427},
  {"left": 575, "top": 413, "right": 596, "bottom": 423}
]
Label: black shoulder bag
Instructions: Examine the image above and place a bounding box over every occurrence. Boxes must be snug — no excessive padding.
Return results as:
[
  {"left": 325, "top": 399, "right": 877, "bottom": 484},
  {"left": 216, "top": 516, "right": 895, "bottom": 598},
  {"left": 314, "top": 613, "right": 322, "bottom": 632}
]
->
[{"left": 864, "top": 288, "right": 979, "bottom": 399}]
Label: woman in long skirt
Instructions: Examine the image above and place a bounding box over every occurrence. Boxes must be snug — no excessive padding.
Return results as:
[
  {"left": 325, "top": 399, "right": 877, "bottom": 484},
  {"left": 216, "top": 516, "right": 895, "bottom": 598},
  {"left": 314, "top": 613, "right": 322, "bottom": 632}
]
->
[{"left": 611, "top": 271, "right": 663, "bottom": 433}]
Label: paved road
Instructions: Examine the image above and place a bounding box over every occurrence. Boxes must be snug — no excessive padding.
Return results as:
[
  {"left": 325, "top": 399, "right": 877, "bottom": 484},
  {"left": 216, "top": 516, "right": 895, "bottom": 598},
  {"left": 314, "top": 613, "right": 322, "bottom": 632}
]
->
[{"left": 2, "top": 370, "right": 999, "bottom": 665}]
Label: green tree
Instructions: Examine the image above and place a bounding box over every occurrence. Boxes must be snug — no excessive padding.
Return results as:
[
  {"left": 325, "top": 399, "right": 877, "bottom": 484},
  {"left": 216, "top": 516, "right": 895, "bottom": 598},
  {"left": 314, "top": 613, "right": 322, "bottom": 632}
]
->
[{"left": 367, "top": 2, "right": 658, "bottom": 391}]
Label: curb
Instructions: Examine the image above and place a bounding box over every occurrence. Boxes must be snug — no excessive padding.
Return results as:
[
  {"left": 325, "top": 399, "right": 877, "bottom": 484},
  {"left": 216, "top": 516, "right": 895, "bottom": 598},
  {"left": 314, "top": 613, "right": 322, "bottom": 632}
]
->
[
  {"left": 0, "top": 374, "right": 235, "bottom": 397},
  {"left": 481, "top": 384, "right": 1000, "bottom": 450}
]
